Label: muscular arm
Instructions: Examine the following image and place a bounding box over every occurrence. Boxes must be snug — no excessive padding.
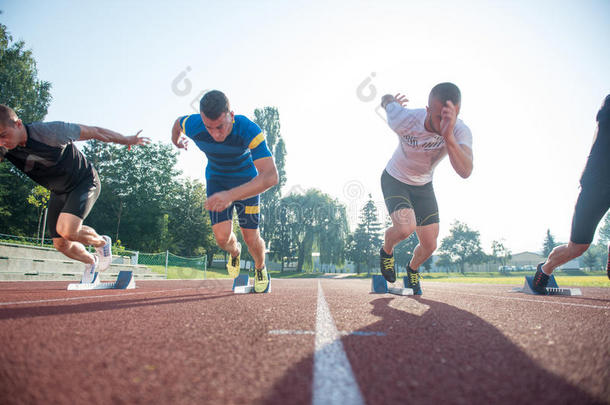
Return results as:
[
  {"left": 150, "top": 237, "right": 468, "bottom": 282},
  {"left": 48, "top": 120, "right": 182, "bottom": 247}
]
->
[
  {"left": 445, "top": 137, "right": 473, "bottom": 178},
  {"left": 78, "top": 125, "right": 149, "bottom": 146},
  {"left": 439, "top": 100, "right": 473, "bottom": 178},
  {"left": 205, "top": 157, "right": 279, "bottom": 211},
  {"left": 171, "top": 118, "right": 189, "bottom": 149}
]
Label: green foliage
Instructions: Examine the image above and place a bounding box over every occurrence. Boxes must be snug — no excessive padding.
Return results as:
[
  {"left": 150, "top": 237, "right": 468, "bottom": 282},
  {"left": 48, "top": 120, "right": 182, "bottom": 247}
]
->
[
  {"left": 491, "top": 239, "right": 512, "bottom": 265},
  {"left": 0, "top": 161, "right": 39, "bottom": 235},
  {"left": 279, "top": 189, "right": 348, "bottom": 272},
  {"left": 168, "top": 179, "right": 218, "bottom": 258},
  {"left": 27, "top": 185, "right": 50, "bottom": 240},
  {"left": 597, "top": 212, "right": 610, "bottom": 245},
  {"left": 0, "top": 21, "right": 52, "bottom": 123},
  {"left": 581, "top": 243, "right": 608, "bottom": 270},
  {"left": 0, "top": 20, "right": 51, "bottom": 237},
  {"left": 252, "top": 106, "right": 287, "bottom": 251},
  {"left": 438, "top": 221, "right": 485, "bottom": 274},
  {"left": 347, "top": 195, "right": 383, "bottom": 274},
  {"left": 542, "top": 229, "right": 557, "bottom": 257},
  {"left": 82, "top": 140, "right": 181, "bottom": 252}
]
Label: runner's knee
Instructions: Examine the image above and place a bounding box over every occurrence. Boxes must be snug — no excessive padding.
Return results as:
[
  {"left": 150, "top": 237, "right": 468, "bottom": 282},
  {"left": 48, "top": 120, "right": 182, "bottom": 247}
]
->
[
  {"left": 53, "top": 238, "right": 70, "bottom": 252},
  {"left": 394, "top": 224, "right": 415, "bottom": 241},
  {"left": 56, "top": 226, "right": 79, "bottom": 241},
  {"left": 566, "top": 243, "right": 589, "bottom": 258},
  {"left": 419, "top": 239, "right": 437, "bottom": 254},
  {"left": 242, "top": 231, "right": 262, "bottom": 248}
]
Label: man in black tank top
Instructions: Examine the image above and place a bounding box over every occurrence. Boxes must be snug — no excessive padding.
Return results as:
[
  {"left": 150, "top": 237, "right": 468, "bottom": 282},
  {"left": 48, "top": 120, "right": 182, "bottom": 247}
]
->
[
  {"left": 0, "top": 105, "right": 150, "bottom": 283},
  {"left": 532, "top": 95, "right": 610, "bottom": 292}
]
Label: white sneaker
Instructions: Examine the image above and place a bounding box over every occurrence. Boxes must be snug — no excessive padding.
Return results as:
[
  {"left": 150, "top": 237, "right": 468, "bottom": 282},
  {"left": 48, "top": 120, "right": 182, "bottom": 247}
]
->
[
  {"left": 96, "top": 235, "right": 112, "bottom": 271},
  {"left": 81, "top": 256, "right": 99, "bottom": 284}
]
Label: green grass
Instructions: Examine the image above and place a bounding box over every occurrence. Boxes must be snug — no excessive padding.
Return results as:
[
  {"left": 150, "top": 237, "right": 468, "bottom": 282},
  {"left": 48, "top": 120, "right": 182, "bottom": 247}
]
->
[{"left": 148, "top": 264, "right": 610, "bottom": 287}]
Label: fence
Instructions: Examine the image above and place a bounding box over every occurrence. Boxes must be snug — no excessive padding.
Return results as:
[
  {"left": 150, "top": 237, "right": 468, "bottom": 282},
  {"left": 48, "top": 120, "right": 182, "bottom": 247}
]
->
[
  {"left": 137, "top": 251, "right": 207, "bottom": 279},
  {"left": 1, "top": 233, "right": 208, "bottom": 279},
  {"left": 0, "top": 233, "right": 53, "bottom": 247}
]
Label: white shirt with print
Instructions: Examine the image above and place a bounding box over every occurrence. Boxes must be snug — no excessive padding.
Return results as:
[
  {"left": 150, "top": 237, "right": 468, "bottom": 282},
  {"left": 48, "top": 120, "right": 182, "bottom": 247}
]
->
[{"left": 384, "top": 102, "right": 472, "bottom": 186}]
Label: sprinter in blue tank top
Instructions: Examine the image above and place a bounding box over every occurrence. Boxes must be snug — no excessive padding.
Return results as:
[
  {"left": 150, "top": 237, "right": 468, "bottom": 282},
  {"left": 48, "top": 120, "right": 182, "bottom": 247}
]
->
[{"left": 171, "top": 90, "right": 278, "bottom": 293}]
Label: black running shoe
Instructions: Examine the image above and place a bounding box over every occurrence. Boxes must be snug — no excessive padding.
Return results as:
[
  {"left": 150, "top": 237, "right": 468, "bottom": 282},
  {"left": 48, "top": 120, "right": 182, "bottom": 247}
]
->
[
  {"left": 379, "top": 247, "right": 396, "bottom": 283},
  {"left": 532, "top": 263, "right": 550, "bottom": 294},
  {"left": 406, "top": 265, "right": 422, "bottom": 295}
]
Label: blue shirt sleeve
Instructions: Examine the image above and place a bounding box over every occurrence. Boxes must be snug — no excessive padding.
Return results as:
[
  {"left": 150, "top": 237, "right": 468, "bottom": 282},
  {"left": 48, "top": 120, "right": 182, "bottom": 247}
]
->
[
  {"left": 242, "top": 119, "right": 272, "bottom": 161},
  {"left": 179, "top": 114, "right": 204, "bottom": 139}
]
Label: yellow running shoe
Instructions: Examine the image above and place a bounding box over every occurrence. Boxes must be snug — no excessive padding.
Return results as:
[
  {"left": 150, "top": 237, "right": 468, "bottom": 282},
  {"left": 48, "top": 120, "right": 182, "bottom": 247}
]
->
[
  {"left": 254, "top": 266, "right": 270, "bottom": 293},
  {"left": 227, "top": 242, "right": 241, "bottom": 279}
]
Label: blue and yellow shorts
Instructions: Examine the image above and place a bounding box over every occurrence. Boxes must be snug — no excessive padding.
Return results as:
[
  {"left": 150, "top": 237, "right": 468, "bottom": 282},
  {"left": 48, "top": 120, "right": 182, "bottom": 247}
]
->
[{"left": 206, "top": 177, "right": 260, "bottom": 229}]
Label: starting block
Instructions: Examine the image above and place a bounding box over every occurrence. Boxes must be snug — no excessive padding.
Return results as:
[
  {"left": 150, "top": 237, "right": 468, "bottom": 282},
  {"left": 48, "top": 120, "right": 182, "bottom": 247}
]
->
[
  {"left": 371, "top": 275, "right": 413, "bottom": 296},
  {"left": 67, "top": 271, "right": 136, "bottom": 291},
  {"left": 232, "top": 274, "right": 271, "bottom": 294},
  {"left": 512, "top": 274, "right": 582, "bottom": 296}
]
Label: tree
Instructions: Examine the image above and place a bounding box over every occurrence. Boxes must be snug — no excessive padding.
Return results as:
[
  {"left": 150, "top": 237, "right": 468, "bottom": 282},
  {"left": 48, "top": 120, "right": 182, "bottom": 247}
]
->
[
  {"left": 280, "top": 189, "right": 348, "bottom": 272},
  {"left": 82, "top": 140, "right": 181, "bottom": 252},
  {"left": 0, "top": 20, "right": 52, "bottom": 123},
  {"left": 581, "top": 243, "right": 607, "bottom": 271},
  {"left": 269, "top": 199, "right": 297, "bottom": 272},
  {"left": 0, "top": 162, "right": 39, "bottom": 236},
  {"left": 0, "top": 18, "right": 52, "bottom": 236},
  {"left": 438, "top": 221, "right": 485, "bottom": 274},
  {"left": 253, "top": 107, "right": 287, "bottom": 246},
  {"left": 598, "top": 213, "right": 610, "bottom": 245},
  {"left": 347, "top": 195, "right": 383, "bottom": 274},
  {"left": 491, "top": 240, "right": 512, "bottom": 266},
  {"left": 26, "top": 185, "right": 50, "bottom": 242},
  {"left": 542, "top": 229, "right": 557, "bottom": 257}
]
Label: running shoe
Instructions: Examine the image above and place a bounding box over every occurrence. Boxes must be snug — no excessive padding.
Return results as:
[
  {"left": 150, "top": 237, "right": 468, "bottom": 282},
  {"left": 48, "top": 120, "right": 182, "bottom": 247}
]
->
[
  {"left": 406, "top": 265, "right": 422, "bottom": 295},
  {"left": 379, "top": 247, "right": 396, "bottom": 283},
  {"left": 254, "top": 266, "right": 270, "bottom": 293},
  {"left": 81, "top": 256, "right": 99, "bottom": 284},
  {"left": 532, "top": 263, "right": 550, "bottom": 294},
  {"left": 96, "top": 235, "right": 112, "bottom": 271},
  {"left": 227, "top": 242, "right": 241, "bottom": 279}
]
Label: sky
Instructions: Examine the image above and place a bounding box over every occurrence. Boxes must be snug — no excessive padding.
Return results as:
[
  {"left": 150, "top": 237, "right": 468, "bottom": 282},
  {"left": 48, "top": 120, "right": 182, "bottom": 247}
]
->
[{"left": 2, "top": 0, "right": 609, "bottom": 254}]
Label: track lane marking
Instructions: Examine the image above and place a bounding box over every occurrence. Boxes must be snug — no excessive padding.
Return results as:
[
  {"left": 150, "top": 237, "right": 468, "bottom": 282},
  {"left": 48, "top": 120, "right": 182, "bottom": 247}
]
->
[
  {"left": 424, "top": 289, "right": 610, "bottom": 309},
  {"left": 313, "top": 280, "right": 365, "bottom": 405},
  {"left": 269, "top": 330, "right": 386, "bottom": 337},
  {"left": 0, "top": 287, "right": 204, "bottom": 307}
]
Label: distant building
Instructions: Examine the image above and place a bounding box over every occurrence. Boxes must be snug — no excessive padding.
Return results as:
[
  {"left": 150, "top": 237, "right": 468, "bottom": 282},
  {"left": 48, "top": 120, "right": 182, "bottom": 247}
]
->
[{"left": 510, "top": 252, "right": 544, "bottom": 266}]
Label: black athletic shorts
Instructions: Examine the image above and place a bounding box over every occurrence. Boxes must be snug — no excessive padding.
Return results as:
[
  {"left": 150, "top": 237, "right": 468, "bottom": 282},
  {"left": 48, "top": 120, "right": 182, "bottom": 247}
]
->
[
  {"left": 381, "top": 170, "right": 439, "bottom": 226},
  {"left": 570, "top": 182, "right": 610, "bottom": 244},
  {"left": 47, "top": 170, "right": 101, "bottom": 238}
]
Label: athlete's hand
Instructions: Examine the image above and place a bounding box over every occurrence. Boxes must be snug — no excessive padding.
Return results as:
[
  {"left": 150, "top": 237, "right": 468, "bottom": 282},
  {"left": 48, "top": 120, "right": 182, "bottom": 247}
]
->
[
  {"left": 174, "top": 135, "right": 189, "bottom": 150},
  {"left": 126, "top": 130, "right": 151, "bottom": 150},
  {"left": 394, "top": 93, "right": 409, "bottom": 107},
  {"left": 205, "top": 191, "right": 233, "bottom": 212},
  {"left": 440, "top": 101, "right": 458, "bottom": 139}
]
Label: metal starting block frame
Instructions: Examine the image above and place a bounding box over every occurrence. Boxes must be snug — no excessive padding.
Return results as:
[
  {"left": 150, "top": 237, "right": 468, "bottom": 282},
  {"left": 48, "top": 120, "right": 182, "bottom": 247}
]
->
[
  {"left": 67, "top": 271, "right": 136, "bottom": 291},
  {"left": 371, "top": 275, "right": 414, "bottom": 296},
  {"left": 232, "top": 274, "right": 271, "bottom": 294},
  {"left": 511, "top": 274, "right": 582, "bottom": 296}
]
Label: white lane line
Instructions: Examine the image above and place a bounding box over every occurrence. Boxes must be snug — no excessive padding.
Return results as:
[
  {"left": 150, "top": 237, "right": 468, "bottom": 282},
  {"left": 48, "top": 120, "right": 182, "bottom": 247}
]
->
[
  {"left": 269, "top": 330, "right": 386, "bottom": 337},
  {"left": 0, "top": 287, "right": 202, "bottom": 307},
  {"left": 313, "top": 280, "right": 365, "bottom": 405},
  {"left": 426, "top": 289, "right": 610, "bottom": 310}
]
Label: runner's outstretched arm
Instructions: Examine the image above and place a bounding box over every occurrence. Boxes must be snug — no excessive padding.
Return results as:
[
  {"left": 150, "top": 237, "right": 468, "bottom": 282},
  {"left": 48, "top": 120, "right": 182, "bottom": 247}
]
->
[
  {"left": 205, "top": 158, "right": 279, "bottom": 212},
  {"left": 171, "top": 118, "right": 189, "bottom": 150},
  {"left": 78, "top": 125, "right": 150, "bottom": 147}
]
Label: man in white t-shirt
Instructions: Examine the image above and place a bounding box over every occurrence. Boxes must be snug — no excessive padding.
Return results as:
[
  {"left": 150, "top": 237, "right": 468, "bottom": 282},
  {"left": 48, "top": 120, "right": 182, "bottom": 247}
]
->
[{"left": 379, "top": 83, "right": 473, "bottom": 294}]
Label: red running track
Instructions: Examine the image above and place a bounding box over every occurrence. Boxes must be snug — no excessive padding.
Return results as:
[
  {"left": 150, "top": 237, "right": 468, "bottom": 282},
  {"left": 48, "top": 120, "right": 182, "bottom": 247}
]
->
[{"left": 0, "top": 278, "right": 608, "bottom": 405}]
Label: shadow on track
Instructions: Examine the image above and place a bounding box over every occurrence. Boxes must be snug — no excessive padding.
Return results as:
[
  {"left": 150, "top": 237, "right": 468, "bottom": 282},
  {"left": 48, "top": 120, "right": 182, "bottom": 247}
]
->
[
  {"left": 0, "top": 292, "right": 234, "bottom": 320},
  {"left": 261, "top": 295, "right": 604, "bottom": 405}
]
